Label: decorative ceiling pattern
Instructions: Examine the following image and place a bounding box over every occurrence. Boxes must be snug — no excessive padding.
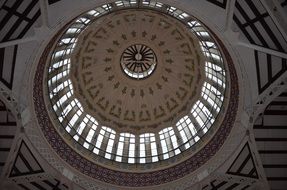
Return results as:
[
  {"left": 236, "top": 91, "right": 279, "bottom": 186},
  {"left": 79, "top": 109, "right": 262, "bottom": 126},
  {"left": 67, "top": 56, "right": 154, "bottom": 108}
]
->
[
  {"left": 0, "top": 0, "right": 286, "bottom": 189},
  {"left": 233, "top": 0, "right": 287, "bottom": 94},
  {"left": 254, "top": 51, "right": 286, "bottom": 93},
  {"left": 45, "top": 2, "right": 229, "bottom": 168},
  {"left": 71, "top": 9, "right": 204, "bottom": 132},
  {"left": 0, "top": 100, "right": 17, "bottom": 175},
  {"left": 201, "top": 177, "right": 255, "bottom": 190},
  {"left": 33, "top": 1, "right": 238, "bottom": 184},
  {"left": 202, "top": 181, "right": 240, "bottom": 190},
  {"left": 17, "top": 178, "right": 69, "bottom": 190},
  {"left": 9, "top": 141, "right": 44, "bottom": 178},
  {"left": 226, "top": 143, "right": 259, "bottom": 179},
  {"left": 0, "top": 0, "right": 41, "bottom": 89},
  {"left": 254, "top": 90, "right": 287, "bottom": 190},
  {"left": 0, "top": 0, "right": 40, "bottom": 43}
]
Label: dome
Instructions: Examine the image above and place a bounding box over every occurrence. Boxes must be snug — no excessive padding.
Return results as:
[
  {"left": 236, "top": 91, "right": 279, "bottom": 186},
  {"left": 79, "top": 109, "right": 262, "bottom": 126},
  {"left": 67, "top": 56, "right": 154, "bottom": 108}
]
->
[
  {"left": 32, "top": 1, "right": 238, "bottom": 186},
  {"left": 4, "top": 0, "right": 287, "bottom": 189}
]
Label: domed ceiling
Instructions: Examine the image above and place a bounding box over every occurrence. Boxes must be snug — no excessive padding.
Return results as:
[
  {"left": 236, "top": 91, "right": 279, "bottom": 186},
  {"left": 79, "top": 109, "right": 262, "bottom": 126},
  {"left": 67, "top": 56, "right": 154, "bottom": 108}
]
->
[
  {"left": 32, "top": 0, "right": 238, "bottom": 186},
  {"left": 2, "top": 0, "right": 287, "bottom": 190}
]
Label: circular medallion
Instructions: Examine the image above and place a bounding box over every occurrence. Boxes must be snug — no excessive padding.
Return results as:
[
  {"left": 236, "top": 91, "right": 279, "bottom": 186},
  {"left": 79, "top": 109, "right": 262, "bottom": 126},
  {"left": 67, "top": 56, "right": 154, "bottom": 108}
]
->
[{"left": 120, "top": 44, "right": 157, "bottom": 79}]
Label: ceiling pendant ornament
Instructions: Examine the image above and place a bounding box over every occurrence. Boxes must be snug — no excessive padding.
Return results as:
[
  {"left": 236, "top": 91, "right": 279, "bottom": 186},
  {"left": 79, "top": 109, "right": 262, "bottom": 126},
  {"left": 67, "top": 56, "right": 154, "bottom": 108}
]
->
[{"left": 121, "top": 44, "right": 157, "bottom": 79}]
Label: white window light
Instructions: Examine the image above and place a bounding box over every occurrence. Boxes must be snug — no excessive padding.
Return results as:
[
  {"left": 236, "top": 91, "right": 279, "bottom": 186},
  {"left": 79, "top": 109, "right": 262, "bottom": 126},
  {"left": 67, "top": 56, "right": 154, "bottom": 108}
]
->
[
  {"left": 69, "top": 111, "right": 80, "bottom": 126},
  {"left": 130, "top": 0, "right": 137, "bottom": 4},
  {"left": 86, "top": 128, "right": 95, "bottom": 143},
  {"left": 115, "top": 1, "right": 123, "bottom": 6},
  {"left": 95, "top": 134, "right": 103, "bottom": 149},
  {"left": 77, "top": 121, "right": 86, "bottom": 135},
  {"left": 106, "top": 138, "right": 114, "bottom": 153}
]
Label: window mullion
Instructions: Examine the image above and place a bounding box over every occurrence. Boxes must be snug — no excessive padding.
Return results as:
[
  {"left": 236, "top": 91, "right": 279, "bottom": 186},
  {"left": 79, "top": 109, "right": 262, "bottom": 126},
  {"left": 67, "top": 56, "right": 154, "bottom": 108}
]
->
[
  {"left": 200, "top": 97, "right": 218, "bottom": 117},
  {"left": 78, "top": 120, "right": 93, "bottom": 145},
  {"left": 155, "top": 133, "right": 163, "bottom": 160},
  {"left": 173, "top": 127, "right": 184, "bottom": 151},
  {"left": 100, "top": 131, "right": 110, "bottom": 157},
  {"left": 122, "top": 136, "right": 130, "bottom": 162},
  {"left": 188, "top": 112, "right": 204, "bottom": 138},
  {"left": 112, "top": 133, "right": 120, "bottom": 160}
]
